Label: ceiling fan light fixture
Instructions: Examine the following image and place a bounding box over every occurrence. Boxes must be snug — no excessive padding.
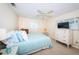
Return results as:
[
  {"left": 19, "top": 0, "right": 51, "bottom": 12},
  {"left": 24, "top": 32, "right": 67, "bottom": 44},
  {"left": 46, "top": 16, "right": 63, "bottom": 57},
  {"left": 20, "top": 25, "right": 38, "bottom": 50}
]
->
[{"left": 37, "top": 9, "right": 53, "bottom": 14}]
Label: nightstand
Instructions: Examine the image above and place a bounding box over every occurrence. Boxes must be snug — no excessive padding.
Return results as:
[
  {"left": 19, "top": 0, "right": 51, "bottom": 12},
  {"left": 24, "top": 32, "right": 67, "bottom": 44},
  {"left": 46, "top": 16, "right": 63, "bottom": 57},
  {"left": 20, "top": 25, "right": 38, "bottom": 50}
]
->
[
  {"left": 43, "top": 28, "right": 49, "bottom": 36},
  {"left": 0, "top": 29, "right": 7, "bottom": 55},
  {"left": 0, "top": 41, "right": 6, "bottom": 55},
  {"left": 44, "top": 32, "right": 49, "bottom": 36}
]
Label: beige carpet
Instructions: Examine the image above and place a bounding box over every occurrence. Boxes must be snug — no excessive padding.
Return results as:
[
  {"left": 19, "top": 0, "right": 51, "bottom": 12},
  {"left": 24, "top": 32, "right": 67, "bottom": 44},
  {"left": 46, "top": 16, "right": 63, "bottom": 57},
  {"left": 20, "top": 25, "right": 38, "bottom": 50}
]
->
[{"left": 31, "top": 39, "right": 79, "bottom": 55}]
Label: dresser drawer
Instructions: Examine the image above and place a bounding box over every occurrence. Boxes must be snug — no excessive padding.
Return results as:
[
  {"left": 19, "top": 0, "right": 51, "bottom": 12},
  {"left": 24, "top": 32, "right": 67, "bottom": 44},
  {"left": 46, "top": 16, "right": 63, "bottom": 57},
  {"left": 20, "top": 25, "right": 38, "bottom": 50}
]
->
[
  {"left": 73, "top": 40, "right": 79, "bottom": 45},
  {"left": 55, "top": 29, "right": 71, "bottom": 46},
  {"left": 73, "top": 31, "right": 79, "bottom": 46}
]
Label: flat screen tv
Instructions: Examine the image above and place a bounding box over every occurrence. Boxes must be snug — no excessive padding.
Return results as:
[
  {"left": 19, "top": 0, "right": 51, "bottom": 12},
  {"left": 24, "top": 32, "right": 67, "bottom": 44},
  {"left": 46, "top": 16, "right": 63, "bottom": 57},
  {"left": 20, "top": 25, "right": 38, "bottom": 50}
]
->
[{"left": 58, "top": 22, "right": 69, "bottom": 29}]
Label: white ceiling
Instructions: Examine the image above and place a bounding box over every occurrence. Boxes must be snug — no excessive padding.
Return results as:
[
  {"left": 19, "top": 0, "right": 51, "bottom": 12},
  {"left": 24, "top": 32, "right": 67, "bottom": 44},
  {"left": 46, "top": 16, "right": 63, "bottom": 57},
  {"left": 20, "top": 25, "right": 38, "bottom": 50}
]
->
[{"left": 10, "top": 3, "right": 79, "bottom": 19}]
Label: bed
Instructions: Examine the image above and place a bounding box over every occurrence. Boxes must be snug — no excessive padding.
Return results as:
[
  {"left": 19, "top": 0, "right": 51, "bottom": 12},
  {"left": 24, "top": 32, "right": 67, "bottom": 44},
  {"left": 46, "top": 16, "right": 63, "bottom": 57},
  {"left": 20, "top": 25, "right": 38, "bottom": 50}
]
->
[
  {"left": 17, "top": 32, "right": 52, "bottom": 55},
  {"left": 1, "top": 31, "right": 52, "bottom": 55}
]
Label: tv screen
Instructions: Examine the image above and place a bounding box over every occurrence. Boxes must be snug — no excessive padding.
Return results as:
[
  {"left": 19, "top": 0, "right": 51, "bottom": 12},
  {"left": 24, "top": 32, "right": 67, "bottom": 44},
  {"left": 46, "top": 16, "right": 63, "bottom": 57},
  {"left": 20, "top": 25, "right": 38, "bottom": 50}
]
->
[{"left": 58, "top": 22, "right": 69, "bottom": 29}]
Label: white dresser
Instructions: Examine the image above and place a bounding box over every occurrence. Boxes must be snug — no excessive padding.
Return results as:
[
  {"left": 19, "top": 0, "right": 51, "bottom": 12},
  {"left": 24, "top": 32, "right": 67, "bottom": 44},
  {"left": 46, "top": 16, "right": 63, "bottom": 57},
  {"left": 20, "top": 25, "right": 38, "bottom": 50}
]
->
[
  {"left": 55, "top": 29, "right": 72, "bottom": 47},
  {"left": 56, "top": 17, "right": 79, "bottom": 48},
  {"left": 72, "top": 30, "right": 79, "bottom": 49}
]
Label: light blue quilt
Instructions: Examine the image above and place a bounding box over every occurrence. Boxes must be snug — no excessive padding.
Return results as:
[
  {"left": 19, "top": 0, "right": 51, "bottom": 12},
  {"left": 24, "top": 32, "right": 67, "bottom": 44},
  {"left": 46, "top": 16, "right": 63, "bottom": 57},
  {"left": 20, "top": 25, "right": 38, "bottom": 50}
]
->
[{"left": 17, "top": 32, "right": 52, "bottom": 55}]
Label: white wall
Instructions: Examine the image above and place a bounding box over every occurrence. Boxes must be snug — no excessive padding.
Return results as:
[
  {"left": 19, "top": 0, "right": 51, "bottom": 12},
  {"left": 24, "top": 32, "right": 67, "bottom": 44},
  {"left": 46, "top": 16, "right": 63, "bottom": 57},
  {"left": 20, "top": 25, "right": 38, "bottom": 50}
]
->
[
  {"left": 0, "top": 4, "right": 17, "bottom": 31},
  {"left": 48, "top": 9, "right": 79, "bottom": 39},
  {"left": 18, "top": 16, "right": 48, "bottom": 32}
]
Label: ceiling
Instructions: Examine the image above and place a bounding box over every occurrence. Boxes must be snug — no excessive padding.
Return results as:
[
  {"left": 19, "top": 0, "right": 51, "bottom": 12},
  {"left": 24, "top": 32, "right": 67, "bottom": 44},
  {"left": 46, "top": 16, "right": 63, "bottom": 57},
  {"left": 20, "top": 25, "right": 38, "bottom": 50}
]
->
[{"left": 9, "top": 3, "right": 79, "bottom": 19}]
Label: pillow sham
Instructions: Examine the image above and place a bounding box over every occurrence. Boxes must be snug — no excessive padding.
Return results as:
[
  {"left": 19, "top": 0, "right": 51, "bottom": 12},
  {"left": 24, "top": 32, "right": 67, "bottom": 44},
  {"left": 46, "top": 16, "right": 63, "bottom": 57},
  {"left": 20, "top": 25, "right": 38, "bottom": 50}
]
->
[
  {"left": 2, "top": 31, "right": 24, "bottom": 45},
  {"left": 15, "top": 31, "right": 24, "bottom": 42},
  {"left": 20, "top": 31, "right": 28, "bottom": 41},
  {"left": 1, "top": 31, "right": 19, "bottom": 44},
  {"left": 0, "top": 31, "right": 14, "bottom": 41}
]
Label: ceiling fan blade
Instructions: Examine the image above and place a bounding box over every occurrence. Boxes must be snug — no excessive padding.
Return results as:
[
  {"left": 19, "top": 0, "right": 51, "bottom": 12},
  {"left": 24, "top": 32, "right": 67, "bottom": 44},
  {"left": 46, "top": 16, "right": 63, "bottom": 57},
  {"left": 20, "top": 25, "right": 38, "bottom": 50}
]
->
[
  {"left": 37, "top": 10, "right": 45, "bottom": 14},
  {"left": 47, "top": 10, "right": 53, "bottom": 14},
  {"left": 36, "top": 9, "right": 53, "bottom": 19}
]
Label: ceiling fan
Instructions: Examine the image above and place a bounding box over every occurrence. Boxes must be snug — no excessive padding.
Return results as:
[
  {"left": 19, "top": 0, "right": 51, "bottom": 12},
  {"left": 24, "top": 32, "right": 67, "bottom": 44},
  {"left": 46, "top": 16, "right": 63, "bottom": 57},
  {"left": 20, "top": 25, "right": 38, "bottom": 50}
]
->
[{"left": 37, "top": 9, "right": 53, "bottom": 19}]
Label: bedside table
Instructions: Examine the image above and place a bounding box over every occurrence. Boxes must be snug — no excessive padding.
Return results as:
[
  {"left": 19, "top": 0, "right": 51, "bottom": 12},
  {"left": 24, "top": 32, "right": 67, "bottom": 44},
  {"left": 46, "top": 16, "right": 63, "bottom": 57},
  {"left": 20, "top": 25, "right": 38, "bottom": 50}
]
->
[
  {"left": 0, "top": 48, "right": 2, "bottom": 55},
  {"left": 43, "top": 32, "right": 49, "bottom": 36},
  {"left": 0, "top": 41, "right": 6, "bottom": 55}
]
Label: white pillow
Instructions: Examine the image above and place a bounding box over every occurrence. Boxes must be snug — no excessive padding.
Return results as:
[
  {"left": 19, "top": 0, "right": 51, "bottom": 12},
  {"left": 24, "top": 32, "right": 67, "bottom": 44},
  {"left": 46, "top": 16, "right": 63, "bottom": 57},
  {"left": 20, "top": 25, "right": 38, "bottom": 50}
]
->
[
  {"left": 20, "top": 31, "right": 28, "bottom": 41},
  {"left": 1, "top": 31, "right": 15, "bottom": 44},
  {"left": 0, "top": 31, "right": 15, "bottom": 40}
]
